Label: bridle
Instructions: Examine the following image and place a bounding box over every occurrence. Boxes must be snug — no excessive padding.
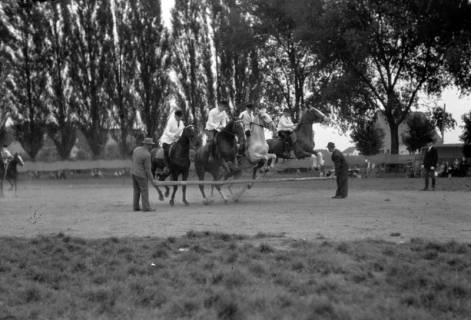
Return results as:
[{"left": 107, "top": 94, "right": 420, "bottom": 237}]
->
[
  {"left": 218, "top": 120, "right": 245, "bottom": 138},
  {"left": 250, "top": 113, "right": 274, "bottom": 130}
]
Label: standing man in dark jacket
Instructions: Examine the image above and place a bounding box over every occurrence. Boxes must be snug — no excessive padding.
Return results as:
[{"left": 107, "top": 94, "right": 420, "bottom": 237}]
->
[
  {"left": 422, "top": 141, "right": 438, "bottom": 191},
  {"left": 327, "top": 142, "right": 349, "bottom": 199},
  {"left": 131, "top": 137, "right": 158, "bottom": 211}
]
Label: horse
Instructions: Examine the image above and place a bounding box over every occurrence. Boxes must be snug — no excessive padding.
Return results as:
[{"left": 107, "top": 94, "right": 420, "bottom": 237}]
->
[
  {"left": 267, "top": 106, "right": 329, "bottom": 167},
  {"left": 0, "top": 153, "right": 24, "bottom": 197},
  {"left": 194, "top": 119, "right": 246, "bottom": 204},
  {"left": 151, "top": 125, "right": 197, "bottom": 206},
  {"left": 244, "top": 111, "right": 277, "bottom": 185}
]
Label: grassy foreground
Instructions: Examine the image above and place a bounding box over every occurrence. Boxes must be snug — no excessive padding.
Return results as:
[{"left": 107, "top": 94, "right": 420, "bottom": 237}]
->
[{"left": 0, "top": 232, "right": 470, "bottom": 320}]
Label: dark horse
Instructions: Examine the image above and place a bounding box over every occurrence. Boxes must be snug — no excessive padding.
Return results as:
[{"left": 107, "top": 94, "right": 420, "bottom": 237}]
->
[
  {"left": 151, "top": 125, "right": 197, "bottom": 206},
  {"left": 0, "top": 153, "right": 24, "bottom": 197},
  {"left": 267, "top": 106, "right": 329, "bottom": 164},
  {"left": 194, "top": 120, "right": 246, "bottom": 204}
]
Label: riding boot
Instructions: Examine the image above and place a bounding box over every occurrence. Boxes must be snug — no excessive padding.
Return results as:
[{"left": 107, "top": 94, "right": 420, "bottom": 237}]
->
[
  {"left": 283, "top": 142, "right": 291, "bottom": 158},
  {"left": 163, "top": 144, "right": 170, "bottom": 174}
]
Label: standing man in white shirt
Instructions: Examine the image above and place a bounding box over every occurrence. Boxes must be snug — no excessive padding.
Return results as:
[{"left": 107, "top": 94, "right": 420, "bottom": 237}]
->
[
  {"left": 239, "top": 103, "right": 255, "bottom": 138},
  {"left": 205, "top": 100, "right": 229, "bottom": 161},
  {"left": 277, "top": 108, "right": 297, "bottom": 158},
  {"left": 160, "top": 109, "right": 184, "bottom": 173}
]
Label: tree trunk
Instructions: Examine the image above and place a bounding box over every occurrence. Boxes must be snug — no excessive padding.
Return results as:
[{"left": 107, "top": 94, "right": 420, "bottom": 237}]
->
[{"left": 389, "top": 122, "right": 399, "bottom": 155}]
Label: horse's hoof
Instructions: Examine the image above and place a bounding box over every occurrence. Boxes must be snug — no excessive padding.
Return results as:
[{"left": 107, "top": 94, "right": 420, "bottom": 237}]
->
[
  {"left": 165, "top": 192, "right": 170, "bottom": 198},
  {"left": 203, "top": 199, "right": 213, "bottom": 205},
  {"left": 183, "top": 201, "right": 190, "bottom": 206},
  {"left": 169, "top": 200, "right": 175, "bottom": 206},
  {"left": 159, "top": 195, "right": 164, "bottom": 201},
  {"left": 247, "top": 184, "right": 253, "bottom": 190}
]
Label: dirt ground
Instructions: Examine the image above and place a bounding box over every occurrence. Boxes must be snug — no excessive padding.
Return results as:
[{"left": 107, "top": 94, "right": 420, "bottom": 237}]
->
[{"left": 0, "top": 174, "right": 470, "bottom": 242}]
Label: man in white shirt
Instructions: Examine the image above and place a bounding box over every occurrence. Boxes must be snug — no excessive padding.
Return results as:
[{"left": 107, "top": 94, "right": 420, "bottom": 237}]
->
[
  {"left": 277, "top": 108, "right": 297, "bottom": 158},
  {"left": 205, "top": 100, "right": 229, "bottom": 160},
  {"left": 239, "top": 103, "right": 254, "bottom": 138},
  {"left": 160, "top": 109, "right": 184, "bottom": 173}
]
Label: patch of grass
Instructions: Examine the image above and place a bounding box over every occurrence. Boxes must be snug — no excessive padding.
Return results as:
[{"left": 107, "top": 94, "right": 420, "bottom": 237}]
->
[{"left": 0, "top": 232, "right": 470, "bottom": 319}]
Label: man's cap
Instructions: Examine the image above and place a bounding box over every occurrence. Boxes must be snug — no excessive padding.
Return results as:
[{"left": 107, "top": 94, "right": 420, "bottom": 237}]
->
[
  {"left": 327, "top": 142, "right": 335, "bottom": 149},
  {"left": 174, "top": 109, "right": 183, "bottom": 117},
  {"left": 246, "top": 103, "right": 254, "bottom": 109},
  {"left": 143, "top": 137, "right": 155, "bottom": 145}
]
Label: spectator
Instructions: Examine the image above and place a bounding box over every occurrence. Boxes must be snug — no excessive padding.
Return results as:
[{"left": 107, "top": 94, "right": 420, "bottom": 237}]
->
[
  {"left": 422, "top": 141, "right": 438, "bottom": 191},
  {"left": 327, "top": 142, "right": 349, "bottom": 199},
  {"left": 131, "top": 137, "right": 158, "bottom": 211}
]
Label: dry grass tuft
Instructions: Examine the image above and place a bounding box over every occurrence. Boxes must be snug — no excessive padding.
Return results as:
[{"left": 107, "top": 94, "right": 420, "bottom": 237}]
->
[{"left": 0, "top": 232, "right": 470, "bottom": 319}]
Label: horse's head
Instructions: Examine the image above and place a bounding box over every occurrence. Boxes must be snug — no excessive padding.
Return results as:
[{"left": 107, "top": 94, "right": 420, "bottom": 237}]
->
[
  {"left": 304, "top": 106, "right": 330, "bottom": 124},
  {"left": 181, "top": 125, "right": 198, "bottom": 148},
  {"left": 182, "top": 125, "right": 197, "bottom": 139},
  {"left": 13, "top": 153, "right": 24, "bottom": 166},
  {"left": 221, "top": 120, "right": 246, "bottom": 152},
  {"left": 231, "top": 120, "right": 246, "bottom": 155},
  {"left": 254, "top": 111, "right": 276, "bottom": 133}
]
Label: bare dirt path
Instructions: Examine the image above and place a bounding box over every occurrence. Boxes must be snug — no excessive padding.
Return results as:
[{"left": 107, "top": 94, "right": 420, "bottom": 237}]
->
[{"left": 1, "top": 176, "right": 470, "bottom": 242}]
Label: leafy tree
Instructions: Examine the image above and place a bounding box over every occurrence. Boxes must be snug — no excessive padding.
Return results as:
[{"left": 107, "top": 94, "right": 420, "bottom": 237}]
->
[
  {"left": 2, "top": 1, "right": 50, "bottom": 159},
  {"left": 430, "top": 106, "right": 456, "bottom": 143},
  {"left": 172, "top": 0, "right": 212, "bottom": 124},
  {"left": 251, "top": 0, "right": 323, "bottom": 120},
  {"left": 106, "top": 0, "right": 138, "bottom": 157},
  {"left": 461, "top": 111, "right": 471, "bottom": 158},
  {"left": 43, "top": 2, "right": 77, "bottom": 160},
  {"left": 300, "top": 0, "right": 471, "bottom": 154},
  {"left": 212, "top": 0, "right": 261, "bottom": 113},
  {"left": 350, "top": 119, "right": 384, "bottom": 156},
  {"left": 461, "top": 111, "right": 471, "bottom": 144},
  {"left": 402, "top": 113, "right": 437, "bottom": 153},
  {"left": 67, "top": 0, "right": 113, "bottom": 158},
  {"left": 130, "top": 0, "right": 172, "bottom": 136}
]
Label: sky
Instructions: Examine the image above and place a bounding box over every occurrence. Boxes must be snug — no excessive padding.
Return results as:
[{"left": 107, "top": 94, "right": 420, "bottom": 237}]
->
[{"left": 160, "top": 0, "right": 471, "bottom": 150}]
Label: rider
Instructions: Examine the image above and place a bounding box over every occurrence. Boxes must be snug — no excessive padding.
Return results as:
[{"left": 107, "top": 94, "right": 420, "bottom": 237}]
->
[
  {"left": 277, "top": 108, "right": 297, "bottom": 158},
  {"left": 1, "top": 143, "right": 13, "bottom": 166},
  {"left": 239, "top": 103, "right": 255, "bottom": 138},
  {"left": 205, "top": 100, "right": 229, "bottom": 161},
  {"left": 160, "top": 109, "right": 184, "bottom": 173}
]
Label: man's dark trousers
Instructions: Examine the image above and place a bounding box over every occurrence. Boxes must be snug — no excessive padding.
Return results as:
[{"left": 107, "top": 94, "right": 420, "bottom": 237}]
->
[
  {"left": 335, "top": 167, "right": 348, "bottom": 198},
  {"left": 133, "top": 174, "right": 151, "bottom": 211},
  {"left": 424, "top": 169, "right": 435, "bottom": 190}
]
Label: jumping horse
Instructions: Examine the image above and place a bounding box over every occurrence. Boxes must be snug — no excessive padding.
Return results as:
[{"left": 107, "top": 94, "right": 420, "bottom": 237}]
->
[
  {"left": 267, "top": 106, "right": 329, "bottom": 167},
  {"left": 0, "top": 153, "right": 24, "bottom": 197},
  {"left": 151, "top": 125, "right": 197, "bottom": 206},
  {"left": 244, "top": 111, "right": 277, "bottom": 186},
  {"left": 194, "top": 119, "right": 246, "bottom": 204}
]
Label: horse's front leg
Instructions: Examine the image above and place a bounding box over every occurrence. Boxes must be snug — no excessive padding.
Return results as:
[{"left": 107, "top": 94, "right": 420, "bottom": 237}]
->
[
  {"left": 212, "top": 171, "right": 228, "bottom": 204},
  {"left": 157, "top": 172, "right": 170, "bottom": 198},
  {"left": 182, "top": 170, "right": 190, "bottom": 206},
  {"left": 169, "top": 172, "right": 179, "bottom": 206}
]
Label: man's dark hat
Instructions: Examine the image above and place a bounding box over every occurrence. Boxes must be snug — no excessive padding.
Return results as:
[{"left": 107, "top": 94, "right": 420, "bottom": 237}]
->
[
  {"left": 246, "top": 104, "right": 254, "bottom": 109},
  {"left": 174, "top": 109, "right": 183, "bottom": 117},
  {"left": 327, "top": 142, "right": 335, "bottom": 149}
]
